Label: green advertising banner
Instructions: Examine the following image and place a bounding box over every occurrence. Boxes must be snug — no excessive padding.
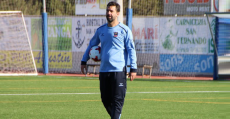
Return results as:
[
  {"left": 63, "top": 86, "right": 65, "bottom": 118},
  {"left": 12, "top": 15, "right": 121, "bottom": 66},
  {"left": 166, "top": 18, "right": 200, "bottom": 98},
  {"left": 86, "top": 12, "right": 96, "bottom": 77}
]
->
[
  {"left": 31, "top": 17, "right": 72, "bottom": 51},
  {"left": 48, "top": 17, "right": 72, "bottom": 51},
  {"left": 31, "top": 18, "right": 43, "bottom": 51}
]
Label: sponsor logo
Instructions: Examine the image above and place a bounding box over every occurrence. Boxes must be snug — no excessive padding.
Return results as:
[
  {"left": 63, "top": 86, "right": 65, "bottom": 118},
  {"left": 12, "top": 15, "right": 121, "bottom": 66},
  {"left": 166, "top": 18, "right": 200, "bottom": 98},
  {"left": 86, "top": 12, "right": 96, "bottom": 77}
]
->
[{"left": 119, "top": 83, "right": 124, "bottom": 87}]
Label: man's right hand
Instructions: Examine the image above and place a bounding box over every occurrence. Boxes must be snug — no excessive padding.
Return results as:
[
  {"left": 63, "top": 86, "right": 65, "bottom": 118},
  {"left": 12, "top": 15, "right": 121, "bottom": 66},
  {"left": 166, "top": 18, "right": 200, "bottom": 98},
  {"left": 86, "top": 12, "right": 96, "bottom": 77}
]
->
[{"left": 81, "top": 65, "right": 87, "bottom": 74}]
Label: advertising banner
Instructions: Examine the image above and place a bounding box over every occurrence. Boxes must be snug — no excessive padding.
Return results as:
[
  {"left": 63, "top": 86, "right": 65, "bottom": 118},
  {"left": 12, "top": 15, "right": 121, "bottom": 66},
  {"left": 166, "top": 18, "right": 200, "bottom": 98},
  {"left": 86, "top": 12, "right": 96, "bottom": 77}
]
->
[
  {"left": 0, "top": 51, "right": 34, "bottom": 68},
  {"left": 33, "top": 51, "right": 72, "bottom": 69},
  {"left": 132, "top": 18, "right": 160, "bottom": 53},
  {"left": 24, "top": 17, "right": 31, "bottom": 42},
  {"left": 160, "top": 54, "right": 213, "bottom": 73},
  {"left": 75, "top": 0, "right": 114, "bottom": 15},
  {"left": 31, "top": 17, "right": 72, "bottom": 51},
  {"left": 48, "top": 17, "right": 72, "bottom": 51},
  {"left": 72, "top": 17, "right": 107, "bottom": 52},
  {"left": 159, "top": 17, "right": 215, "bottom": 54},
  {"left": 164, "top": 0, "right": 211, "bottom": 15},
  {"left": 211, "top": 0, "right": 219, "bottom": 12},
  {"left": 31, "top": 18, "right": 43, "bottom": 51},
  {"left": 219, "top": 0, "right": 230, "bottom": 12}
]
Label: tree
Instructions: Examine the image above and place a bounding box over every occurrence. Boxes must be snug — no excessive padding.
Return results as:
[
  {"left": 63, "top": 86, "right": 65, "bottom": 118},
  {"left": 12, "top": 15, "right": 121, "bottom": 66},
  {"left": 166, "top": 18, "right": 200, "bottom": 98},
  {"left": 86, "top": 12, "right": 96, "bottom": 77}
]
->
[
  {"left": 0, "top": 0, "right": 164, "bottom": 16},
  {"left": 0, "top": 0, "right": 42, "bottom": 15}
]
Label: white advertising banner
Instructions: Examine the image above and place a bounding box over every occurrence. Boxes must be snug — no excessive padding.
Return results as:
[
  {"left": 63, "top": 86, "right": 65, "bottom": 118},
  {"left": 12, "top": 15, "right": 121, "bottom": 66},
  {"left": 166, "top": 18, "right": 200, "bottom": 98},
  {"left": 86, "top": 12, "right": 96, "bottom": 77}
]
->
[
  {"left": 159, "top": 17, "right": 215, "bottom": 54},
  {"left": 75, "top": 0, "right": 114, "bottom": 15},
  {"left": 211, "top": 0, "right": 219, "bottom": 12},
  {"left": 132, "top": 17, "right": 160, "bottom": 53},
  {"left": 72, "top": 17, "right": 107, "bottom": 52},
  {"left": 219, "top": 0, "right": 230, "bottom": 12}
]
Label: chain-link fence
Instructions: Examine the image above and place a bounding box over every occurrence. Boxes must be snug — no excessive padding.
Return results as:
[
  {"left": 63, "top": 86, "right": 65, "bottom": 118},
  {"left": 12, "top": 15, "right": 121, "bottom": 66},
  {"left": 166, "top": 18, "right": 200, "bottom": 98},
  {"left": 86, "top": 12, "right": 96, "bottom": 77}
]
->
[{"left": 0, "top": 0, "right": 216, "bottom": 77}]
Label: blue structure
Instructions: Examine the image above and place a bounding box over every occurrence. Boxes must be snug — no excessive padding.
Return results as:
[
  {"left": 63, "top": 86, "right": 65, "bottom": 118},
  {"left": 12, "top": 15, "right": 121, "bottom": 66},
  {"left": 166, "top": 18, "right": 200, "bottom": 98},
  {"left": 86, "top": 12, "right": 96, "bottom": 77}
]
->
[
  {"left": 126, "top": 8, "right": 133, "bottom": 30},
  {"left": 126, "top": 8, "right": 133, "bottom": 73},
  {"left": 42, "top": 13, "right": 48, "bottom": 74}
]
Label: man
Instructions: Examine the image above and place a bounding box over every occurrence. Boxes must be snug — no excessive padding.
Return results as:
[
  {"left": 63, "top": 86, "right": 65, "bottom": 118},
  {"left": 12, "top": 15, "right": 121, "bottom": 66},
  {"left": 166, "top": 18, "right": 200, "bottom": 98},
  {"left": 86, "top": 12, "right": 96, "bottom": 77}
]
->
[{"left": 81, "top": 1, "right": 137, "bottom": 119}]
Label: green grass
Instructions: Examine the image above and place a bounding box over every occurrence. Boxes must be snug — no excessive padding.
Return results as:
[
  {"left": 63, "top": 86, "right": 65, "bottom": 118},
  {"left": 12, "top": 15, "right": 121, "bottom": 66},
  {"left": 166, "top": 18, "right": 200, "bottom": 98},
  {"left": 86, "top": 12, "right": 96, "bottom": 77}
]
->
[{"left": 0, "top": 76, "right": 229, "bottom": 119}]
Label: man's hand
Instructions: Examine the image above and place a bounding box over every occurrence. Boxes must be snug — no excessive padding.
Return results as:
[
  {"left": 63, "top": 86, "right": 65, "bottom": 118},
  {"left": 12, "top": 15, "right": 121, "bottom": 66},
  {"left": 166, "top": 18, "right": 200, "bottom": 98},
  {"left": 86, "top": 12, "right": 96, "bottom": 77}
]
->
[
  {"left": 129, "top": 72, "right": 136, "bottom": 81},
  {"left": 81, "top": 65, "right": 87, "bottom": 74}
]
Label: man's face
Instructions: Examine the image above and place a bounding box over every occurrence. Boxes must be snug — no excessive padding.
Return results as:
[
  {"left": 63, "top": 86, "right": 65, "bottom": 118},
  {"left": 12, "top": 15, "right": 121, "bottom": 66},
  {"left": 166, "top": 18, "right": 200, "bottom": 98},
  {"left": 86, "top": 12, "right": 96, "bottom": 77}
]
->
[{"left": 106, "top": 6, "right": 119, "bottom": 23}]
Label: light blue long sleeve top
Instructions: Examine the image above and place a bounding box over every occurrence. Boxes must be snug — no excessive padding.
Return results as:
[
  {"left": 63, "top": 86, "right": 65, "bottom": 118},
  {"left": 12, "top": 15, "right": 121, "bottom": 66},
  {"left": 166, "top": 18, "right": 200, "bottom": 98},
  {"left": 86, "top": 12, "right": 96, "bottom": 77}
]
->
[{"left": 81, "top": 23, "right": 137, "bottom": 72}]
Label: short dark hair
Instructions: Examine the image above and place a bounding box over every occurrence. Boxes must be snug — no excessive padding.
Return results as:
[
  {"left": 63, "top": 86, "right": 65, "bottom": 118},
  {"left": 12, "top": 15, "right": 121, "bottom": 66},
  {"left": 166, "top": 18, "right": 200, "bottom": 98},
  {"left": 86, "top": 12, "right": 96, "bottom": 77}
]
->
[{"left": 107, "top": 1, "right": 120, "bottom": 12}]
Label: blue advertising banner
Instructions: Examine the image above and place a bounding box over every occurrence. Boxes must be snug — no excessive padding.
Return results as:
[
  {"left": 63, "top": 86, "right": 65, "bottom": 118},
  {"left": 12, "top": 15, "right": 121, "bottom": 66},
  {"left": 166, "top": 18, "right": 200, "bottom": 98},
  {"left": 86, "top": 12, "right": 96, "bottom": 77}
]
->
[{"left": 160, "top": 54, "right": 213, "bottom": 73}]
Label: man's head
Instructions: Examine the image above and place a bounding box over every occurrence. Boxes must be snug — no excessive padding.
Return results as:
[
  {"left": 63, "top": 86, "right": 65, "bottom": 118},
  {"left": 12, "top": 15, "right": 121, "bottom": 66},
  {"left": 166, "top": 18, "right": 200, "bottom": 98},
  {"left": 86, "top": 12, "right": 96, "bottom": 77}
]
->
[{"left": 106, "top": 1, "right": 120, "bottom": 23}]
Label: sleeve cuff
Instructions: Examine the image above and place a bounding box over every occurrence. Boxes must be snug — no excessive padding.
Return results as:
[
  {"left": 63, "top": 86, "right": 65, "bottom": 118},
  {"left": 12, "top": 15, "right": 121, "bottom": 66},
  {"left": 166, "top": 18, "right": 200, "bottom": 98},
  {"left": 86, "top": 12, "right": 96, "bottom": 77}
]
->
[
  {"left": 130, "top": 68, "right": 137, "bottom": 72},
  {"left": 81, "top": 61, "right": 87, "bottom": 65}
]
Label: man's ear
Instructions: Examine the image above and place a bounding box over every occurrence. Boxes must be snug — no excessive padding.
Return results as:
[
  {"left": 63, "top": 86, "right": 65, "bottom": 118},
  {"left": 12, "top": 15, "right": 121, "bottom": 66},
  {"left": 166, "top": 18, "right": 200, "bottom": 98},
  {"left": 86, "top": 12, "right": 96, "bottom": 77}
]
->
[{"left": 117, "top": 12, "right": 120, "bottom": 16}]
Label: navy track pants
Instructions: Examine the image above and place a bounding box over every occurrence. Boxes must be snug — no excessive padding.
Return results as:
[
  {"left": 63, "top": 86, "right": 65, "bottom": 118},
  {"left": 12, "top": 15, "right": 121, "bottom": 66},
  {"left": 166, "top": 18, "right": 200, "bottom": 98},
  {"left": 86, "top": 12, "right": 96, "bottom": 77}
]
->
[{"left": 99, "top": 70, "right": 127, "bottom": 119}]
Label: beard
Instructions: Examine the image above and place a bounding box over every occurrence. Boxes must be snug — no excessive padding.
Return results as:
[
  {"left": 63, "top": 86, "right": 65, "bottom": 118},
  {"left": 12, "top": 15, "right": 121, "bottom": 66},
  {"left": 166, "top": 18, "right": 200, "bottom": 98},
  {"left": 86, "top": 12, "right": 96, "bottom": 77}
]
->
[{"left": 106, "top": 15, "right": 114, "bottom": 23}]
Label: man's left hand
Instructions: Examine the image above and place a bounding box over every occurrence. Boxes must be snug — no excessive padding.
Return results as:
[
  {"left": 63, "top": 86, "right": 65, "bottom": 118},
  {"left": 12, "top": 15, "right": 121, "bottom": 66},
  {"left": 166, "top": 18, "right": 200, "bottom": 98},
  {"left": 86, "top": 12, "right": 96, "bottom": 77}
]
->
[{"left": 129, "top": 72, "right": 136, "bottom": 81}]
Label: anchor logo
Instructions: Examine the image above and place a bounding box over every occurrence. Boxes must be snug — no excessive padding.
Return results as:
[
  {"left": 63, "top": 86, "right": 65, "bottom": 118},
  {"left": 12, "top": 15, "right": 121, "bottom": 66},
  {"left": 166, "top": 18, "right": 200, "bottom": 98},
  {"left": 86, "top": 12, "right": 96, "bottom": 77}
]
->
[{"left": 72, "top": 20, "right": 85, "bottom": 48}]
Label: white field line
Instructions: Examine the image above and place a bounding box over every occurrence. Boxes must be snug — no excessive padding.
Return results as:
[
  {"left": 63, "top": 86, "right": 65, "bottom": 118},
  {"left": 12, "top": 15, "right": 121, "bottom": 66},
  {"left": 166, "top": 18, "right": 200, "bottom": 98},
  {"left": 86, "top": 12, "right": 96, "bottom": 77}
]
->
[
  {"left": 0, "top": 91, "right": 230, "bottom": 96},
  {"left": 0, "top": 93, "right": 100, "bottom": 96}
]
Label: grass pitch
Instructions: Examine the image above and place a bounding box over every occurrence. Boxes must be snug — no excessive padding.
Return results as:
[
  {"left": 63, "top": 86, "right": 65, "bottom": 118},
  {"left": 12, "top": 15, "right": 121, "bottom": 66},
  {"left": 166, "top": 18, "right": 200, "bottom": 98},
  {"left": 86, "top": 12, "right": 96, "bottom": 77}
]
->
[{"left": 0, "top": 76, "right": 229, "bottom": 119}]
